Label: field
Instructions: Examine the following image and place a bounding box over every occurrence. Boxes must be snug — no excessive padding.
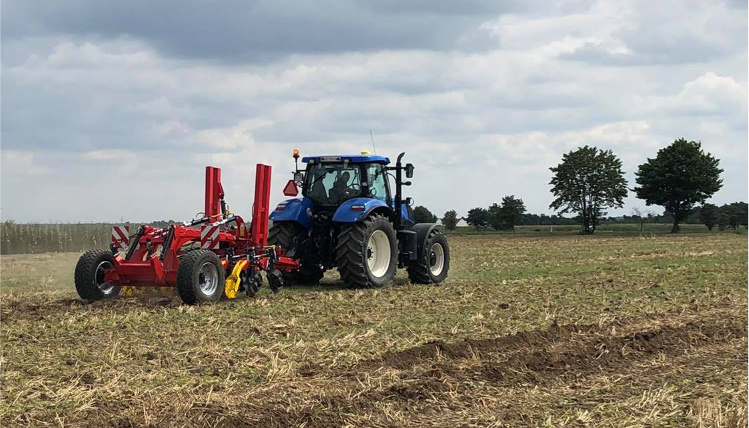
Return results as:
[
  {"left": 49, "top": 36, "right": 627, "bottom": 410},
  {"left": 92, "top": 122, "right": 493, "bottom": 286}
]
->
[{"left": 1, "top": 233, "right": 747, "bottom": 427}]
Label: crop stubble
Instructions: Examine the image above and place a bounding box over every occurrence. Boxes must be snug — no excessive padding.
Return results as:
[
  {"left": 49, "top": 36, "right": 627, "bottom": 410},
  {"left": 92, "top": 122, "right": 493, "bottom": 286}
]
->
[{"left": 1, "top": 233, "right": 746, "bottom": 427}]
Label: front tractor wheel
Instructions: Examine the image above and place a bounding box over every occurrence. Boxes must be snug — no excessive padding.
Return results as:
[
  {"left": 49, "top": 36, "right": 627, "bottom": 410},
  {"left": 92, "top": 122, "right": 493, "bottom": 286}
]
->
[
  {"left": 408, "top": 231, "right": 450, "bottom": 284},
  {"left": 75, "top": 249, "right": 122, "bottom": 301},
  {"left": 176, "top": 249, "right": 225, "bottom": 305},
  {"left": 336, "top": 214, "right": 397, "bottom": 288}
]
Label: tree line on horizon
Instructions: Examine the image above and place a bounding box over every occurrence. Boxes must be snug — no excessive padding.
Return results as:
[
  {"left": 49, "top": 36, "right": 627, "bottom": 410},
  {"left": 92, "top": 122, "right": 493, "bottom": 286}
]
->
[
  {"left": 413, "top": 138, "right": 746, "bottom": 234},
  {"left": 410, "top": 201, "right": 747, "bottom": 233}
]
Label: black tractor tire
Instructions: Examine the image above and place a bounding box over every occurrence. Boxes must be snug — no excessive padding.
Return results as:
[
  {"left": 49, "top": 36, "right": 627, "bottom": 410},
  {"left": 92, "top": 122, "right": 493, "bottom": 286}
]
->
[
  {"left": 336, "top": 213, "right": 397, "bottom": 288},
  {"left": 176, "top": 249, "right": 225, "bottom": 305},
  {"left": 408, "top": 230, "right": 450, "bottom": 284},
  {"left": 268, "top": 222, "right": 324, "bottom": 285},
  {"left": 74, "top": 249, "right": 121, "bottom": 301}
]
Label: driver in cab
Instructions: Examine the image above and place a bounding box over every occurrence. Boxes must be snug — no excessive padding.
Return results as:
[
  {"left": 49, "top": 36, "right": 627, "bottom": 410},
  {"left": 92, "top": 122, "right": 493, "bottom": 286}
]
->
[{"left": 329, "top": 171, "right": 354, "bottom": 202}]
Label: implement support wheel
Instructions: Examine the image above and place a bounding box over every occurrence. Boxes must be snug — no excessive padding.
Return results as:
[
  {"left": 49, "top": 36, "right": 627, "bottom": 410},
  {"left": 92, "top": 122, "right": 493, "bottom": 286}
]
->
[
  {"left": 75, "top": 249, "right": 121, "bottom": 301},
  {"left": 177, "top": 249, "right": 225, "bottom": 305}
]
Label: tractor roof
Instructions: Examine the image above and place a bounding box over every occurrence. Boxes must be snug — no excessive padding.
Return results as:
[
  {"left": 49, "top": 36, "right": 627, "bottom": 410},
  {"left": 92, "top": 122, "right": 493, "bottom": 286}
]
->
[{"left": 302, "top": 154, "right": 390, "bottom": 164}]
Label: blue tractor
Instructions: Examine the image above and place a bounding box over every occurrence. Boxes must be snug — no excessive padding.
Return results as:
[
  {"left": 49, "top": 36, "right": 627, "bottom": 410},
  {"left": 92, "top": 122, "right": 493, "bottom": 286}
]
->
[{"left": 268, "top": 151, "right": 449, "bottom": 288}]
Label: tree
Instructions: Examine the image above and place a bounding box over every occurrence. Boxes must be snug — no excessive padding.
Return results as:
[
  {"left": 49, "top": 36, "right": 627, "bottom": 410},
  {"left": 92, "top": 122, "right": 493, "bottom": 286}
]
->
[
  {"left": 698, "top": 203, "right": 720, "bottom": 231},
  {"left": 718, "top": 202, "right": 748, "bottom": 230},
  {"left": 465, "top": 207, "right": 490, "bottom": 231},
  {"left": 730, "top": 202, "right": 748, "bottom": 229},
  {"left": 549, "top": 146, "right": 628, "bottom": 234},
  {"left": 441, "top": 210, "right": 458, "bottom": 231},
  {"left": 413, "top": 206, "right": 437, "bottom": 223},
  {"left": 635, "top": 139, "right": 723, "bottom": 233},
  {"left": 488, "top": 203, "right": 503, "bottom": 230},
  {"left": 498, "top": 195, "right": 526, "bottom": 233}
]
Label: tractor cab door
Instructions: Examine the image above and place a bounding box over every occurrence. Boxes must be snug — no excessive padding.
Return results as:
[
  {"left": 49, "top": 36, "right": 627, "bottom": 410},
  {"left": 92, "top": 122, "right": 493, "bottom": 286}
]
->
[{"left": 366, "top": 164, "right": 391, "bottom": 205}]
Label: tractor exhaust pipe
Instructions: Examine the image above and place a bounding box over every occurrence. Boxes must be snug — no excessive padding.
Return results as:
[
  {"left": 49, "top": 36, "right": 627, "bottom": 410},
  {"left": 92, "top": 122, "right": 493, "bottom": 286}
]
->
[{"left": 393, "top": 152, "right": 405, "bottom": 231}]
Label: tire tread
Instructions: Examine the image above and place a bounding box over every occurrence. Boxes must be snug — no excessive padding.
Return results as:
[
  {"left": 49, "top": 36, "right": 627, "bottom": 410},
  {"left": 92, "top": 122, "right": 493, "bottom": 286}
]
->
[
  {"left": 335, "top": 214, "right": 396, "bottom": 288},
  {"left": 176, "top": 249, "right": 223, "bottom": 305}
]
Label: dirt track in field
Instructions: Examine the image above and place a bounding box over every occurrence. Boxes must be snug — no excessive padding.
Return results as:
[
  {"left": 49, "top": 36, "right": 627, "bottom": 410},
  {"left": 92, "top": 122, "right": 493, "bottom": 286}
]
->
[
  {"left": 229, "top": 304, "right": 747, "bottom": 428},
  {"left": 0, "top": 294, "right": 177, "bottom": 321}
]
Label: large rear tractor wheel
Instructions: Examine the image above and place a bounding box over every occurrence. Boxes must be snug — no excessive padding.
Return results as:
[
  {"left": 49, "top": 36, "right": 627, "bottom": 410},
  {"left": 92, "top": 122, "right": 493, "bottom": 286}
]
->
[
  {"left": 176, "top": 249, "right": 225, "bottom": 305},
  {"left": 75, "top": 249, "right": 122, "bottom": 301},
  {"left": 336, "top": 213, "right": 397, "bottom": 288},
  {"left": 268, "top": 222, "right": 323, "bottom": 285},
  {"left": 408, "top": 230, "right": 450, "bottom": 284}
]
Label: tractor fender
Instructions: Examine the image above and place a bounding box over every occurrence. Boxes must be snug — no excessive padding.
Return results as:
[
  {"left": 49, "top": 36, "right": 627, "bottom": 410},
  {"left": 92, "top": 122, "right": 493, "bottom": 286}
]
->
[
  {"left": 332, "top": 198, "right": 393, "bottom": 223},
  {"left": 269, "top": 198, "right": 313, "bottom": 229},
  {"left": 410, "top": 223, "right": 444, "bottom": 258}
]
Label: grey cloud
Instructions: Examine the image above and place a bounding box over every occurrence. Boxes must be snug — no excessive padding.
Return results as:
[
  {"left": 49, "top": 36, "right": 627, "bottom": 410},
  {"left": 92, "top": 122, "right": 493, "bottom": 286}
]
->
[
  {"left": 561, "top": 0, "right": 747, "bottom": 66},
  {"left": 3, "top": 0, "right": 541, "bottom": 63}
]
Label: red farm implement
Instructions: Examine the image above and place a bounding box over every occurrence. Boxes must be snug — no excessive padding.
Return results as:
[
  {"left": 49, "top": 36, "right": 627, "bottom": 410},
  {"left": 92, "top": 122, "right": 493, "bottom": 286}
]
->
[{"left": 74, "top": 164, "right": 300, "bottom": 305}]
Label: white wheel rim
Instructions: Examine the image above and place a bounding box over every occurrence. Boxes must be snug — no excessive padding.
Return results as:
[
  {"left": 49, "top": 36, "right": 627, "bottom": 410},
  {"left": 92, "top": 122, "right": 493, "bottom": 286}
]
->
[
  {"left": 366, "top": 230, "right": 391, "bottom": 278},
  {"left": 429, "top": 243, "right": 445, "bottom": 276},
  {"left": 199, "top": 262, "right": 219, "bottom": 295},
  {"left": 95, "top": 261, "right": 115, "bottom": 294}
]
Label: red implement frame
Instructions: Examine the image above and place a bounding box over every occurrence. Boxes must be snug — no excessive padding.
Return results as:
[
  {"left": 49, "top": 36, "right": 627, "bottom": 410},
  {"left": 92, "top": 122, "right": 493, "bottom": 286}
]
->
[
  {"left": 252, "top": 164, "right": 272, "bottom": 246},
  {"left": 205, "top": 166, "right": 224, "bottom": 220},
  {"left": 104, "top": 165, "right": 299, "bottom": 288}
]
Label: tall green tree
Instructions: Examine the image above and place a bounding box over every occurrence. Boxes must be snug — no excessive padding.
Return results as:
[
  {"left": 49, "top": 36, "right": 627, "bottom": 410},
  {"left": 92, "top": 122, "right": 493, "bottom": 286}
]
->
[
  {"left": 488, "top": 203, "right": 503, "bottom": 230},
  {"left": 549, "top": 146, "right": 628, "bottom": 234},
  {"left": 499, "top": 195, "right": 526, "bottom": 233},
  {"left": 441, "top": 210, "right": 458, "bottom": 231},
  {"left": 698, "top": 203, "right": 720, "bottom": 231},
  {"left": 465, "top": 207, "right": 490, "bottom": 231},
  {"left": 413, "top": 206, "right": 437, "bottom": 223},
  {"left": 635, "top": 139, "right": 723, "bottom": 233}
]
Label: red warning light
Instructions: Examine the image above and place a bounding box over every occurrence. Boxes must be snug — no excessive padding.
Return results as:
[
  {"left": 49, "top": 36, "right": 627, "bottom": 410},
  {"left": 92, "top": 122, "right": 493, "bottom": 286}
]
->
[{"left": 283, "top": 179, "right": 299, "bottom": 197}]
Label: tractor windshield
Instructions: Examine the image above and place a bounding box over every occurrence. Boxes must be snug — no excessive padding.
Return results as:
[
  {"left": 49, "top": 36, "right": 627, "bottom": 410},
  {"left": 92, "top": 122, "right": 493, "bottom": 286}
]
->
[{"left": 305, "top": 163, "right": 362, "bottom": 206}]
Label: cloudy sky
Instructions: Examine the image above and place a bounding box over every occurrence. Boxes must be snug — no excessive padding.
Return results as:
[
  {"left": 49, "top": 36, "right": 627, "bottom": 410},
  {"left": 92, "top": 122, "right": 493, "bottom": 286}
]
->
[{"left": 2, "top": 0, "right": 747, "bottom": 223}]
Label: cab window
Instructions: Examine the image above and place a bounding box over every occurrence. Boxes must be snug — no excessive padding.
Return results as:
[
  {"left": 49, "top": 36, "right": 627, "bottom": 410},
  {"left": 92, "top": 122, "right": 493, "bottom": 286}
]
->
[
  {"left": 367, "top": 164, "right": 390, "bottom": 203},
  {"left": 306, "top": 164, "right": 361, "bottom": 205}
]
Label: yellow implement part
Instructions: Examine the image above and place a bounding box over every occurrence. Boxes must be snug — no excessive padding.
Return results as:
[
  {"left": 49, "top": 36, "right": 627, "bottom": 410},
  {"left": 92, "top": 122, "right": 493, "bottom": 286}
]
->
[{"left": 224, "top": 260, "right": 248, "bottom": 299}]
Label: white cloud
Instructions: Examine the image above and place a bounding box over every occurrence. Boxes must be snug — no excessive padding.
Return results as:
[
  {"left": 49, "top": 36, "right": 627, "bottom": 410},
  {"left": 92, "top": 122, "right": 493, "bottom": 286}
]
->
[
  {"left": 673, "top": 72, "right": 747, "bottom": 114},
  {"left": 1, "top": 151, "right": 51, "bottom": 177}
]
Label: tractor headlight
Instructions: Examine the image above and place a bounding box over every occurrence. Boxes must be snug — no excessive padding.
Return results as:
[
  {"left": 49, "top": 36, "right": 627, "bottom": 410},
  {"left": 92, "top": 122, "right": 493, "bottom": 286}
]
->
[{"left": 275, "top": 204, "right": 286, "bottom": 211}]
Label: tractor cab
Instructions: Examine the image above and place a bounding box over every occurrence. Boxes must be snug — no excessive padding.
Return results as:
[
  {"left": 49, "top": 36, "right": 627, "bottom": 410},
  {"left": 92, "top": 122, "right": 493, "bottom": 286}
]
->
[{"left": 301, "top": 154, "right": 393, "bottom": 209}]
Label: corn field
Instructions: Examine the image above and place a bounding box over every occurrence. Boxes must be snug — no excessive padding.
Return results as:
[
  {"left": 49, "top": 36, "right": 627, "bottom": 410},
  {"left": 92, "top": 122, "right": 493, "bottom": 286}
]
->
[{"left": 0, "top": 221, "right": 169, "bottom": 255}]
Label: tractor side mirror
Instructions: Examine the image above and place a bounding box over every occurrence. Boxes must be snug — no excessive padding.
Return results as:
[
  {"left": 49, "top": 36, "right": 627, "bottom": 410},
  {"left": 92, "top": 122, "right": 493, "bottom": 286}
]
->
[
  {"left": 405, "top": 163, "right": 414, "bottom": 179},
  {"left": 294, "top": 171, "right": 305, "bottom": 186},
  {"left": 283, "top": 179, "right": 299, "bottom": 197}
]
